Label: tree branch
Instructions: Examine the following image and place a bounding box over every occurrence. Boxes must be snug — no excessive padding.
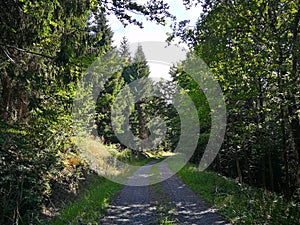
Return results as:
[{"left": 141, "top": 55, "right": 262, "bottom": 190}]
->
[{"left": 0, "top": 44, "right": 55, "bottom": 60}]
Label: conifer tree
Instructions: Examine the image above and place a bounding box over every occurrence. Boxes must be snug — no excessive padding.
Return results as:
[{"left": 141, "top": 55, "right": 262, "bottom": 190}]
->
[
  {"left": 119, "top": 36, "right": 131, "bottom": 62},
  {"left": 122, "top": 44, "right": 150, "bottom": 142}
]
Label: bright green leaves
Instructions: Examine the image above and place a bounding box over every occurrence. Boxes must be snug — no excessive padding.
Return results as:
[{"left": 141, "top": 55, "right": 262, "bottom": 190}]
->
[
  {"left": 0, "top": 1, "right": 115, "bottom": 223},
  {"left": 168, "top": 0, "right": 300, "bottom": 201}
]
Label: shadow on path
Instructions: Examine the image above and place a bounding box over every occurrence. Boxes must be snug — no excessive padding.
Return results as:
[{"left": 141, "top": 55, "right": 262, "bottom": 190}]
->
[{"left": 99, "top": 160, "right": 230, "bottom": 225}]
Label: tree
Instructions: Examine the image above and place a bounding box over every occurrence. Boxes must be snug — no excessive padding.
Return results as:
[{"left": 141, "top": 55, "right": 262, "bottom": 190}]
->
[
  {"left": 0, "top": 0, "right": 178, "bottom": 222},
  {"left": 86, "top": 9, "right": 113, "bottom": 56},
  {"left": 98, "top": 0, "right": 175, "bottom": 27},
  {"left": 120, "top": 44, "right": 150, "bottom": 143},
  {"left": 95, "top": 54, "right": 125, "bottom": 144},
  {"left": 119, "top": 36, "right": 131, "bottom": 62},
  {"left": 0, "top": 1, "right": 115, "bottom": 223},
  {"left": 169, "top": 0, "right": 300, "bottom": 197}
]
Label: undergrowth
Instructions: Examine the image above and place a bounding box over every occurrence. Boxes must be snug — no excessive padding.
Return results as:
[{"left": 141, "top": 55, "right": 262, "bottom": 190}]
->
[
  {"left": 45, "top": 175, "right": 122, "bottom": 225},
  {"left": 45, "top": 150, "right": 154, "bottom": 225},
  {"left": 175, "top": 164, "right": 300, "bottom": 225}
]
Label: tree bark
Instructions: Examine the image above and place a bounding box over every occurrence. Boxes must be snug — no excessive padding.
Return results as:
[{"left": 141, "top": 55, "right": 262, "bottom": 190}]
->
[
  {"left": 290, "top": 7, "right": 300, "bottom": 164},
  {"left": 267, "top": 149, "right": 274, "bottom": 191},
  {"left": 236, "top": 158, "right": 243, "bottom": 184},
  {"left": 0, "top": 71, "right": 12, "bottom": 121}
]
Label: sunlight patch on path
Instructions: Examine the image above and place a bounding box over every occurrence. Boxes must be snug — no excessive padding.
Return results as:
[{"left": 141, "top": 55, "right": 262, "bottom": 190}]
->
[{"left": 99, "top": 160, "right": 231, "bottom": 225}]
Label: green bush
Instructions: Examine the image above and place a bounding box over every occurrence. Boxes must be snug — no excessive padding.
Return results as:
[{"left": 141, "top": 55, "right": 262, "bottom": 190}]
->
[
  {"left": 116, "top": 149, "right": 132, "bottom": 162},
  {"left": 0, "top": 120, "right": 87, "bottom": 224}
]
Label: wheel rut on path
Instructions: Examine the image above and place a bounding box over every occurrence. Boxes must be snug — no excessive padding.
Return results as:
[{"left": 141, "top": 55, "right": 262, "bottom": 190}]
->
[{"left": 99, "top": 160, "right": 231, "bottom": 225}]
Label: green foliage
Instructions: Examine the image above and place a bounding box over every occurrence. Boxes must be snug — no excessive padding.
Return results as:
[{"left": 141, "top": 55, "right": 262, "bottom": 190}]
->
[
  {"left": 177, "top": 164, "right": 300, "bottom": 225},
  {"left": 3, "top": 0, "right": 299, "bottom": 223},
  {"left": 1, "top": 1, "right": 114, "bottom": 224},
  {"left": 119, "top": 44, "right": 151, "bottom": 143},
  {"left": 96, "top": 67, "right": 125, "bottom": 144},
  {"left": 98, "top": 0, "right": 175, "bottom": 27},
  {"left": 159, "top": 217, "right": 176, "bottom": 225},
  {"left": 0, "top": 0, "right": 178, "bottom": 223},
  {"left": 0, "top": 122, "right": 44, "bottom": 223},
  {"left": 169, "top": 63, "right": 210, "bottom": 163},
  {"left": 116, "top": 149, "right": 132, "bottom": 162},
  {"left": 103, "top": 144, "right": 133, "bottom": 163},
  {"left": 122, "top": 44, "right": 150, "bottom": 83},
  {"left": 169, "top": 0, "right": 300, "bottom": 198},
  {"left": 48, "top": 176, "right": 122, "bottom": 225},
  {"left": 0, "top": 119, "right": 86, "bottom": 224},
  {"left": 119, "top": 36, "right": 132, "bottom": 62}
]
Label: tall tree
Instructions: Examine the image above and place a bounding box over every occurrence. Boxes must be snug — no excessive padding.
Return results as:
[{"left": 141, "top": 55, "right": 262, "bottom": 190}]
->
[
  {"left": 169, "top": 0, "right": 300, "bottom": 197},
  {"left": 95, "top": 53, "right": 125, "bottom": 144},
  {"left": 0, "top": 1, "right": 117, "bottom": 223},
  {"left": 121, "top": 44, "right": 150, "bottom": 142},
  {"left": 84, "top": 9, "right": 113, "bottom": 57}
]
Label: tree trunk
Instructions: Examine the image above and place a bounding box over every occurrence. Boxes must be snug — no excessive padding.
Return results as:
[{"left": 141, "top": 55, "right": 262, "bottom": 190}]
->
[
  {"left": 281, "top": 106, "right": 290, "bottom": 197},
  {"left": 261, "top": 156, "right": 266, "bottom": 189},
  {"left": 236, "top": 158, "right": 242, "bottom": 183},
  {"left": 135, "top": 102, "right": 147, "bottom": 141},
  {"left": 267, "top": 149, "right": 274, "bottom": 191},
  {"left": 0, "top": 71, "right": 12, "bottom": 121},
  {"left": 290, "top": 7, "right": 300, "bottom": 164},
  {"left": 245, "top": 150, "right": 253, "bottom": 185}
]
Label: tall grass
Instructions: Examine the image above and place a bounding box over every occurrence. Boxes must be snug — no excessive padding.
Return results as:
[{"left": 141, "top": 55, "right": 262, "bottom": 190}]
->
[{"left": 46, "top": 143, "right": 156, "bottom": 225}]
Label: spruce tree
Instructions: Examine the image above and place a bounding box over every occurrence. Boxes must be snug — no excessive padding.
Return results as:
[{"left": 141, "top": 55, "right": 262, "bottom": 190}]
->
[
  {"left": 119, "top": 36, "right": 131, "bottom": 62},
  {"left": 121, "top": 44, "right": 150, "bottom": 142}
]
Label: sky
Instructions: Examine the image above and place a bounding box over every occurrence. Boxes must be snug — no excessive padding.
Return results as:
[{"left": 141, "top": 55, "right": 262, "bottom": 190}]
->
[{"left": 107, "top": 0, "right": 203, "bottom": 80}]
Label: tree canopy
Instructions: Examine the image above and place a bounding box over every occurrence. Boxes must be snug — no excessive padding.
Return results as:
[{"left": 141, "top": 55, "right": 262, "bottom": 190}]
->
[
  {"left": 169, "top": 0, "right": 300, "bottom": 198},
  {"left": 0, "top": 0, "right": 299, "bottom": 224}
]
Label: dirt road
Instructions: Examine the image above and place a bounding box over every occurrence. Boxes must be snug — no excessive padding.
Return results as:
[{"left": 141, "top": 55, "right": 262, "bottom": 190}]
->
[{"left": 99, "top": 160, "right": 230, "bottom": 225}]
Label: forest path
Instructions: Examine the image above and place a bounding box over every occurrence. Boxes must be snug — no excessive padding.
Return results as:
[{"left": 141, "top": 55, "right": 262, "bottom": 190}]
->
[{"left": 99, "top": 160, "right": 230, "bottom": 225}]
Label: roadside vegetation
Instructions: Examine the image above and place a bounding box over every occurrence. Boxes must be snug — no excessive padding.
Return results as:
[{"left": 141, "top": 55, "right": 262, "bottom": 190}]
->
[
  {"left": 47, "top": 175, "right": 122, "bottom": 225},
  {"left": 1, "top": 0, "right": 299, "bottom": 224},
  {"left": 176, "top": 164, "right": 300, "bottom": 225},
  {"left": 45, "top": 151, "right": 155, "bottom": 225}
]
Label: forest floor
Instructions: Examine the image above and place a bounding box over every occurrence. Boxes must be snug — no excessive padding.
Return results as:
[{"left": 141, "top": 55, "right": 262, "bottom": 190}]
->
[{"left": 99, "top": 160, "right": 230, "bottom": 225}]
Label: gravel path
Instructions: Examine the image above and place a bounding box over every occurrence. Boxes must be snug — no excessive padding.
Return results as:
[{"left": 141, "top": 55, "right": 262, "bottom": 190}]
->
[{"left": 99, "top": 160, "right": 231, "bottom": 225}]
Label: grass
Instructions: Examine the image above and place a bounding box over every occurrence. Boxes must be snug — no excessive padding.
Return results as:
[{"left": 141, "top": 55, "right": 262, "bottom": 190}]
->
[
  {"left": 46, "top": 152, "right": 154, "bottom": 225},
  {"left": 175, "top": 164, "right": 300, "bottom": 225},
  {"left": 128, "top": 154, "right": 154, "bottom": 166},
  {"left": 42, "top": 149, "right": 175, "bottom": 225},
  {"left": 46, "top": 175, "right": 122, "bottom": 225},
  {"left": 159, "top": 217, "right": 177, "bottom": 225}
]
